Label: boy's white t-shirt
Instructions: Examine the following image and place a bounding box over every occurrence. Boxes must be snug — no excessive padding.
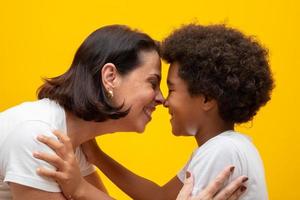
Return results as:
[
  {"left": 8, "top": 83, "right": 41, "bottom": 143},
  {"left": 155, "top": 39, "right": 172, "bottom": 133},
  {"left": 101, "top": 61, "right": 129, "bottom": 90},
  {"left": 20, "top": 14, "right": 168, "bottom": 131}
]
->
[
  {"left": 0, "top": 99, "right": 95, "bottom": 199},
  {"left": 177, "top": 131, "right": 268, "bottom": 200}
]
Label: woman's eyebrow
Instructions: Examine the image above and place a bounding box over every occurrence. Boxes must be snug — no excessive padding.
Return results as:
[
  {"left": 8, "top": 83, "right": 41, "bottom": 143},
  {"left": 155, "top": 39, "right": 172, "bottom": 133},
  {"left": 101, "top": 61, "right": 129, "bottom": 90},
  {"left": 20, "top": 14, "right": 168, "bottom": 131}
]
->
[{"left": 149, "top": 74, "right": 161, "bottom": 82}]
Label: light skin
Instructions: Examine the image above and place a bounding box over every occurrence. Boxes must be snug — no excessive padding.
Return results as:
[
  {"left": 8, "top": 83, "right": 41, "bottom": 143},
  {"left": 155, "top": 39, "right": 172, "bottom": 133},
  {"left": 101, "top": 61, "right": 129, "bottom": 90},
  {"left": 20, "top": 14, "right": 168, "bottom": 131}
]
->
[
  {"left": 33, "top": 60, "right": 247, "bottom": 199},
  {"left": 9, "top": 50, "right": 164, "bottom": 200}
]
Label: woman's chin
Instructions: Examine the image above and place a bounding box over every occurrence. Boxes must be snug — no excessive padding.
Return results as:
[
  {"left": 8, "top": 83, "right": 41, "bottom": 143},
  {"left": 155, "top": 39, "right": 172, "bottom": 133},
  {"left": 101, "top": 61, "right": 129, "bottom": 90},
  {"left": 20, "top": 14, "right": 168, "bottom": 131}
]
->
[{"left": 133, "top": 123, "right": 147, "bottom": 133}]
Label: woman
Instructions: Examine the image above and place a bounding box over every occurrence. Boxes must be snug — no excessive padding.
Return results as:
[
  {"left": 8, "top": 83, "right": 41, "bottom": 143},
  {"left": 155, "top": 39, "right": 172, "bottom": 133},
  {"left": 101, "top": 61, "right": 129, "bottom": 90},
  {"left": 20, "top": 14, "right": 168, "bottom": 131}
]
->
[{"left": 0, "top": 24, "right": 246, "bottom": 200}]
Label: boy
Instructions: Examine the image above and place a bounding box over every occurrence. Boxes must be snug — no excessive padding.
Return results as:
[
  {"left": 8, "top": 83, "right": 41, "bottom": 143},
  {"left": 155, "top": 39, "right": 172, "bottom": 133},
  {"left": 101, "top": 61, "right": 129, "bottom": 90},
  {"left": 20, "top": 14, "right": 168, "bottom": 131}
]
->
[{"left": 161, "top": 24, "right": 273, "bottom": 199}]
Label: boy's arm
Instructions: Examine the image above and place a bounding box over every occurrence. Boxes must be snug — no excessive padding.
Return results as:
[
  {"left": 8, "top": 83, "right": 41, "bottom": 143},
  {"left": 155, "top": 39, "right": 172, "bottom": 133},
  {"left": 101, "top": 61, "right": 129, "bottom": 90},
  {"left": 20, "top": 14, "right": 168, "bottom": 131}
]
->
[
  {"left": 86, "top": 144, "right": 183, "bottom": 200},
  {"left": 36, "top": 133, "right": 183, "bottom": 200},
  {"left": 84, "top": 171, "right": 108, "bottom": 193}
]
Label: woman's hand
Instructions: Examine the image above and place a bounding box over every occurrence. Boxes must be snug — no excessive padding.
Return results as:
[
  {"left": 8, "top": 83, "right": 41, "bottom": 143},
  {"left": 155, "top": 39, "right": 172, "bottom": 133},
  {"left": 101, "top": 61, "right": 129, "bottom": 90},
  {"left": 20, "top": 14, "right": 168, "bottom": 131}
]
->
[
  {"left": 33, "top": 130, "right": 86, "bottom": 199},
  {"left": 176, "top": 166, "right": 247, "bottom": 200}
]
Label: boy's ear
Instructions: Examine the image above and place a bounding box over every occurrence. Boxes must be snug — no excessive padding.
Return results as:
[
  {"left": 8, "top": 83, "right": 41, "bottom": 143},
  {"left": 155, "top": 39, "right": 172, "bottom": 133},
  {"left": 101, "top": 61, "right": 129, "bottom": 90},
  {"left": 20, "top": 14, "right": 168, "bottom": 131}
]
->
[
  {"left": 201, "top": 96, "right": 216, "bottom": 111},
  {"left": 101, "top": 63, "right": 119, "bottom": 91}
]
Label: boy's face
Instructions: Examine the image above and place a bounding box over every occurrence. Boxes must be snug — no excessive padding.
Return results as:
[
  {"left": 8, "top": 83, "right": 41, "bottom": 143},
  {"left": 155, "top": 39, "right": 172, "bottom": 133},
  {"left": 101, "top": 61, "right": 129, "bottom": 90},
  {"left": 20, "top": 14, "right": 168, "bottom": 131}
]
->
[{"left": 164, "top": 63, "right": 206, "bottom": 136}]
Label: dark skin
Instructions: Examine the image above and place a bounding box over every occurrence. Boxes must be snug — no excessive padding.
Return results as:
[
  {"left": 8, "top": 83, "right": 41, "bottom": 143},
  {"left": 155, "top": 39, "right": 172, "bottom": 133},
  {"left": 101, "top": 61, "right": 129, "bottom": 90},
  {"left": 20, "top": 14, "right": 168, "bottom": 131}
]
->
[{"left": 34, "top": 131, "right": 248, "bottom": 200}]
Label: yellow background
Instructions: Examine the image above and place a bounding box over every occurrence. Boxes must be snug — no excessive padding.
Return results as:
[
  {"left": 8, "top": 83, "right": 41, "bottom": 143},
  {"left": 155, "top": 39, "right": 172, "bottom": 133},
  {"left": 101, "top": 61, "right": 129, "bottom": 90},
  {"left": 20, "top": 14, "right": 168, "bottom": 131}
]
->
[{"left": 1, "top": 0, "right": 299, "bottom": 199}]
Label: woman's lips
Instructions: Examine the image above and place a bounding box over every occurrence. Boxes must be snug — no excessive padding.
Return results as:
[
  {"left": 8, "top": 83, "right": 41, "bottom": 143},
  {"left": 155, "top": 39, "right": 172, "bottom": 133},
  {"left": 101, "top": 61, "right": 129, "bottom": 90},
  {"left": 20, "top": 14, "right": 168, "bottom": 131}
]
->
[{"left": 143, "top": 106, "right": 155, "bottom": 119}]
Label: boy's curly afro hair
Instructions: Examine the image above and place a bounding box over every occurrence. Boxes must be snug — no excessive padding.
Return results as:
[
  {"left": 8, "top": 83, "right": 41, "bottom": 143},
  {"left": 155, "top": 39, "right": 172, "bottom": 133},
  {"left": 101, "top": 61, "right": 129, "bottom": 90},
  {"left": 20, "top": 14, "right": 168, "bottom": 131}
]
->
[{"left": 161, "top": 24, "right": 274, "bottom": 123}]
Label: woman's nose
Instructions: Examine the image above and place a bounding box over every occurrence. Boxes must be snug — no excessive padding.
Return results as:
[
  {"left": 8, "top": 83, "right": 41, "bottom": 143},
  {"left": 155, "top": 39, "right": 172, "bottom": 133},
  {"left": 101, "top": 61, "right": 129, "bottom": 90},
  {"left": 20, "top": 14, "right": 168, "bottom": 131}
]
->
[{"left": 155, "top": 90, "right": 165, "bottom": 105}]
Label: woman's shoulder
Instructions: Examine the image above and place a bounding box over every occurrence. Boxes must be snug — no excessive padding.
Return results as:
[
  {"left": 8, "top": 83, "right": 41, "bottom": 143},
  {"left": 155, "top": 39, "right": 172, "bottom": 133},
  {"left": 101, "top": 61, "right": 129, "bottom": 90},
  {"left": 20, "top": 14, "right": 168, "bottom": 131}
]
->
[{"left": 1, "top": 99, "right": 66, "bottom": 135}]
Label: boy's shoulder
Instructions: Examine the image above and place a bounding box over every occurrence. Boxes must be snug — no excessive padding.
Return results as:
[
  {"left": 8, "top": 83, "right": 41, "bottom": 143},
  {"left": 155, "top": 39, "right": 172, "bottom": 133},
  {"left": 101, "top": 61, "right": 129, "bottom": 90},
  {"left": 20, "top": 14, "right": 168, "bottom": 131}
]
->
[{"left": 193, "top": 130, "right": 254, "bottom": 158}]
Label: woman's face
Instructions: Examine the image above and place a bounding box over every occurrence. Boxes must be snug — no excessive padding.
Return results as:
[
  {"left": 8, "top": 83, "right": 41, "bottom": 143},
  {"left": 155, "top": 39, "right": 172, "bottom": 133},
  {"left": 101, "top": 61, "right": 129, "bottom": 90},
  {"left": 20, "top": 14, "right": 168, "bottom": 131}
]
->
[
  {"left": 114, "top": 50, "right": 164, "bottom": 132},
  {"left": 164, "top": 63, "right": 205, "bottom": 136}
]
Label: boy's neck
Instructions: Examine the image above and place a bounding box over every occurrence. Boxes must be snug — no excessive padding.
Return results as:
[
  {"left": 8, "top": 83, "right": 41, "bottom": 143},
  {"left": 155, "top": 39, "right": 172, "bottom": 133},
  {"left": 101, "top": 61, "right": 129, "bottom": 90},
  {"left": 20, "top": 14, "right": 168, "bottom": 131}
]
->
[{"left": 195, "top": 121, "right": 234, "bottom": 146}]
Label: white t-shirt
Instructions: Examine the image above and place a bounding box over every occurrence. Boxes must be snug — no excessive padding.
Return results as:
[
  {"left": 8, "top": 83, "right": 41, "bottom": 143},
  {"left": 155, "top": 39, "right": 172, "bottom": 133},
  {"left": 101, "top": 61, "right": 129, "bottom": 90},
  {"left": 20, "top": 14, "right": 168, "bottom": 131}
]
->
[
  {"left": 0, "top": 99, "right": 95, "bottom": 199},
  {"left": 177, "top": 130, "right": 268, "bottom": 200}
]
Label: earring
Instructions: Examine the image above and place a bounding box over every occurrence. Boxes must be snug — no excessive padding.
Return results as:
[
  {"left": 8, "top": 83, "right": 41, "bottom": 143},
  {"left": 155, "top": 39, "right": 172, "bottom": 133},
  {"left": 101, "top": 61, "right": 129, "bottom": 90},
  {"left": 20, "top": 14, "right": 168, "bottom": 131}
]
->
[{"left": 107, "top": 90, "right": 114, "bottom": 99}]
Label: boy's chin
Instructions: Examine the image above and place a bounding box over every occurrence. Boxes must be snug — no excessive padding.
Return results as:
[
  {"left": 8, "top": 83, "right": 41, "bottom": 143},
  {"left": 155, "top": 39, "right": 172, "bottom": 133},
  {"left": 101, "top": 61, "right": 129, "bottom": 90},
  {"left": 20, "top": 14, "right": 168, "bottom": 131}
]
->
[{"left": 171, "top": 129, "right": 193, "bottom": 137}]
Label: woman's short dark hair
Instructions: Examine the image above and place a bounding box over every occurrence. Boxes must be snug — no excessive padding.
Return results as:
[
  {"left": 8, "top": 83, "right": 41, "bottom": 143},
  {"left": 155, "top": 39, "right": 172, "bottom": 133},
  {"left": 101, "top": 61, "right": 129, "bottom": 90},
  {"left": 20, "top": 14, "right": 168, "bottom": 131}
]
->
[
  {"left": 161, "top": 24, "right": 274, "bottom": 123},
  {"left": 38, "top": 25, "right": 160, "bottom": 122}
]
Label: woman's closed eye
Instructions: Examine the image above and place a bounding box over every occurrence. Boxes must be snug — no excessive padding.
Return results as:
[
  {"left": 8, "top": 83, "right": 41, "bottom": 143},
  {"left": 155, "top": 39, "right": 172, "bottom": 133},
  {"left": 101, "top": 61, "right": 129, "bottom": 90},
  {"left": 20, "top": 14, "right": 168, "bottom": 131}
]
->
[{"left": 148, "top": 78, "right": 159, "bottom": 89}]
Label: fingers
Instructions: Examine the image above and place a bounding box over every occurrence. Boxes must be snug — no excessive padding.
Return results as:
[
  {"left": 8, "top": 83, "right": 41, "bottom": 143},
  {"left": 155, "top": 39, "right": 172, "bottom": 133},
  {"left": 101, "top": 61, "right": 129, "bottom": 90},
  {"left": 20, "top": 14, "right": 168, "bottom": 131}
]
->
[
  {"left": 52, "top": 130, "right": 73, "bottom": 152},
  {"left": 36, "top": 167, "right": 65, "bottom": 181},
  {"left": 33, "top": 151, "right": 65, "bottom": 169},
  {"left": 227, "top": 185, "right": 247, "bottom": 200},
  {"left": 176, "top": 172, "right": 194, "bottom": 200},
  {"left": 37, "top": 134, "right": 66, "bottom": 156},
  {"left": 195, "top": 165, "right": 235, "bottom": 198},
  {"left": 37, "top": 130, "right": 73, "bottom": 158},
  {"left": 214, "top": 176, "right": 248, "bottom": 200}
]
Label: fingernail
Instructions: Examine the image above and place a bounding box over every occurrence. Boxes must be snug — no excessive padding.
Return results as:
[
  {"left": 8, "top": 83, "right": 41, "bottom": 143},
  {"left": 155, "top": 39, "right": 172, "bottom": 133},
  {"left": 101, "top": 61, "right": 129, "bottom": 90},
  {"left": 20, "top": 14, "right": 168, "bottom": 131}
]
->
[
  {"left": 33, "top": 152, "right": 39, "bottom": 157},
  {"left": 37, "top": 135, "right": 44, "bottom": 140},
  {"left": 242, "top": 177, "right": 249, "bottom": 183},
  {"left": 36, "top": 168, "right": 41, "bottom": 173},
  {"left": 230, "top": 166, "right": 235, "bottom": 173},
  {"left": 240, "top": 186, "right": 247, "bottom": 192},
  {"left": 186, "top": 171, "right": 191, "bottom": 179}
]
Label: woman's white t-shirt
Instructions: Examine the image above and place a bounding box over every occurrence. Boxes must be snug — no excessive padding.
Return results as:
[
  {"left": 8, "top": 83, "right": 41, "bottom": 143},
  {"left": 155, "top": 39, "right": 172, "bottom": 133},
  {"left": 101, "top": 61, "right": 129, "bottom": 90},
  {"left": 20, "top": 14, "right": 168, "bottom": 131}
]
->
[{"left": 0, "top": 99, "right": 95, "bottom": 199}]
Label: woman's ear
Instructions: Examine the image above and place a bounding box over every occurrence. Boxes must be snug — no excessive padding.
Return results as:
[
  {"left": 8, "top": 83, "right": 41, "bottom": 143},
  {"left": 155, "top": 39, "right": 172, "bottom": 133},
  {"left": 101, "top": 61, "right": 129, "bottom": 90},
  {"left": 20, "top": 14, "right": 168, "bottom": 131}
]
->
[{"left": 101, "top": 63, "right": 119, "bottom": 91}]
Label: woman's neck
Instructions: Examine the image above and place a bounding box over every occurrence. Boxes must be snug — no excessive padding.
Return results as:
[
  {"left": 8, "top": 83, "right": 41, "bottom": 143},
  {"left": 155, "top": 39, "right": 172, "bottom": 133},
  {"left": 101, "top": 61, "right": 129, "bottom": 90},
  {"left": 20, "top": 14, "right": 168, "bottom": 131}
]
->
[{"left": 65, "top": 111, "right": 122, "bottom": 148}]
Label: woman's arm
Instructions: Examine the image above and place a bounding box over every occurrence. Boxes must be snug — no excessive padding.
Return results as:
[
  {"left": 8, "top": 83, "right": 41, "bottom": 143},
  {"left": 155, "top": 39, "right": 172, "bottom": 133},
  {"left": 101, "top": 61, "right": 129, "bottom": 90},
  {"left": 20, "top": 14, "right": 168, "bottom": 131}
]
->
[{"left": 34, "top": 131, "right": 247, "bottom": 200}]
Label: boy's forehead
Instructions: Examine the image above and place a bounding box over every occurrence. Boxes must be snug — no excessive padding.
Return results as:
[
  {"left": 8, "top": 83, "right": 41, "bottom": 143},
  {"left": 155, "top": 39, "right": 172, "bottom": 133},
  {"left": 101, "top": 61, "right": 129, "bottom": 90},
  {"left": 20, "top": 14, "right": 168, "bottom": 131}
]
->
[
  {"left": 167, "top": 63, "right": 179, "bottom": 77},
  {"left": 167, "top": 63, "right": 180, "bottom": 85}
]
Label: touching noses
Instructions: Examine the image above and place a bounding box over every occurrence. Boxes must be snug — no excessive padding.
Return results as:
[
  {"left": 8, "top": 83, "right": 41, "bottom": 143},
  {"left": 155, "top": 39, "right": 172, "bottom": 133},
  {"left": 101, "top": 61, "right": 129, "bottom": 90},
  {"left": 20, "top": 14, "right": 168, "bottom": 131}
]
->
[
  {"left": 163, "top": 98, "right": 169, "bottom": 108},
  {"left": 155, "top": 89, "right": 165, "bottom": 105}
]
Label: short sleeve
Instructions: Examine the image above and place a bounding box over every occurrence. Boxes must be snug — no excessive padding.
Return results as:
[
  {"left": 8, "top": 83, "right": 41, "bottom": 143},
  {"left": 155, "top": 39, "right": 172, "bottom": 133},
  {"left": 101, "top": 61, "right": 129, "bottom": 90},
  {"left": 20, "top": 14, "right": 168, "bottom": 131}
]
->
[
  {"left": 3, "top": 120, "right": 61, "bottom": 192},
  {"left": 177, "top": 152, "right": 194, "bottom": 182},
  {"left": 178, "top": 142, "right": 243, "bottom": 196}
]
